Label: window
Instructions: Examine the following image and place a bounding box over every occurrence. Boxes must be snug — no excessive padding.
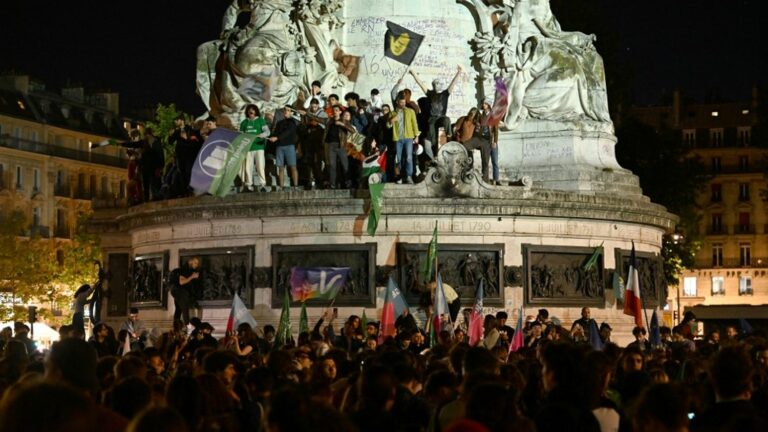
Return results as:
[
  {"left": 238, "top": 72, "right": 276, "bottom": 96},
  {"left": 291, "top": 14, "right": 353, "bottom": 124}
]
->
[
  {"left": 683, "top": 277, "right": 697, "bottom": 297},
  {"left": 712, "top": 157, "right": 721, "bottom": 173},
  {"left": 710, "top": 128, "right": 723, "bottom": 147},
  {"left": 119, "top": 180, "right": 126, "bottom": 199},
  {"left": 15, "top": 166, "right": 23, "bottom": 189},
  {"left": 739, "top": 276, "right": 753, "bottom": 296},
  {"left": 0, "top": 163, "right": 4, "bottom": 188},
  {"left": 29, "top": 130, "right": 38, "bottom": 142},
  {"left": 712, "top": 244, "right": 723, "bottom": 267},
  {"left": 32, "top": 207, "right": 41, "bottom": 227},
  {"left": 101, "top": 176, "right": 109, "bottom": 197},
  {"left": 738, "top": 126, "right": 751, "bottom": 146},
  {"left": 739, "top": 183, "right": 750, "bottom": 201},
  {"left": 90, "top": 175, "right": 97, "bottom": 196},
  {"left": 739, "top": 155, "right": 749, "bottom": 171},
  {"left": 13, "top": 127, "right": 21, "bottom": 138},
  {"left": 710, "top": 184, "right": 722, "bottom": 202},
  {"left": 711, "top": 213, "right": 723, "bottom": 234},
  {"left": 740, "top": 243, "right": 751, "bottom": 266},
  {"left": 683, "top": 129, "right": 696, "bottom": 147},
  {"left": 32, "top": 168, "right": 40, "bottom": 192},
  {"left": 77, "top": 173, "right": 85, "bottom": 195},
  {"left": 712, "top": 276, "right": 725, "bottom": 295},
  {"left": 738, "top": 212, "right": 751, "bottom": 233}
]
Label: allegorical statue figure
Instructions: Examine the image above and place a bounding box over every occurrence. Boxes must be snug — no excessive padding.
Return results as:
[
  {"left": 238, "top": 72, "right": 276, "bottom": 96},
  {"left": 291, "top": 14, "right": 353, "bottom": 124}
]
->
[
  {"left": 462, "top": 0, "right": 612, "bottom": 130},
  {"left": 196, "top": 0, "right": 351, "bottom": 127}
]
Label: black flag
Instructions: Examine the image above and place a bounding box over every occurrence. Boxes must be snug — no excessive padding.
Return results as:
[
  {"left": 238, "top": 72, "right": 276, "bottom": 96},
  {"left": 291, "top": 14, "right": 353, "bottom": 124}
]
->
[{"left": 384, "top": 21, "right": 424, "bottom": 65}]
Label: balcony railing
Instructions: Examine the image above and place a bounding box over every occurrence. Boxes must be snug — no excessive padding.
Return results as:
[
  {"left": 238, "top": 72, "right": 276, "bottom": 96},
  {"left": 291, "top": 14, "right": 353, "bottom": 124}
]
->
[
  {"left": 0, "top": 134, "right": 128, "bottom": 169},
  {"left": 27, "top": 225, "right": 50, "bottom": 238},
  {"left": 735, "top": 224, "right": 755, "bottom": 234},
  {"left": 54, "top": 183, "right": 71, "bottom": 197},
  {"left": 697, "top": 257, "right": 768, "bottom": 269},
  {"left": 706, "top": 225, "right": 725, "bottom": 235},
  {"left": 54, "top": 226, "right": 70, "bottom": 238}
]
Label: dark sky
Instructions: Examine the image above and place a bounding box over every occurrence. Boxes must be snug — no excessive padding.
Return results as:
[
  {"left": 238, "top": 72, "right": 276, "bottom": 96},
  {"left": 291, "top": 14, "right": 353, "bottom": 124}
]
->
[{"left": 1, "top": 0, "right": 765, "bottom": 116}]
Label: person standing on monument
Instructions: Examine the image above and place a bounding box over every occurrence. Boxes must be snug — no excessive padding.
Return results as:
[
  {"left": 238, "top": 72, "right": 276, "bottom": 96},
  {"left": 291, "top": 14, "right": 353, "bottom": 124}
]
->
[
  {"left": 238, "top": 104, "right": 270, "bottom": 192},
  {"left": 480, "top": 99, "right": 501, "bottom": 185},
  {"left": 388, "top": 92, "right": 420, "bottom": 184},
  {"left": 324, "top": 104, "right": 355, "bottom": 189},
  {"left": 409, "top": 65, "right": 464, "bottom": 158},
  {"left": 454, "top": 107, "right": 491, "bottom": 182},
  {"left": 268, "top": 105, "right": 300, "bottom": 189},
  {"left": 298, "top": 98, "right": 328, "bottom": 189},
  {"left": 170, "top": 256, "right": 202, "bottom": 325}
]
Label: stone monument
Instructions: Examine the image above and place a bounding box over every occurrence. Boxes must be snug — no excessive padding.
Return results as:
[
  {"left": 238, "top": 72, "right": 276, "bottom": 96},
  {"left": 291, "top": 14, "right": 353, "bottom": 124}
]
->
[{"left": 89, "top": 0, "right": 677, "bottom": 344}]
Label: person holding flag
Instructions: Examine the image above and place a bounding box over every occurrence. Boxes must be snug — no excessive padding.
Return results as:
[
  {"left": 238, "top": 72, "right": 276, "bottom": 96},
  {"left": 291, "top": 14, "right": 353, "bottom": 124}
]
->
[
  {"left": 468, "top": 280, "right": 485, "bottom": 346},
  {"left": 379, "top": 277, "right": 410, "bottom": 344}
]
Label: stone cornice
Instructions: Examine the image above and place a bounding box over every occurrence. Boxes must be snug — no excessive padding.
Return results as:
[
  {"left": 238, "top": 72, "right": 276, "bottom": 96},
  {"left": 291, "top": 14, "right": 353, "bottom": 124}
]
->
[{"left": 90, "top": 186, "right": 677, "bottom": 234}]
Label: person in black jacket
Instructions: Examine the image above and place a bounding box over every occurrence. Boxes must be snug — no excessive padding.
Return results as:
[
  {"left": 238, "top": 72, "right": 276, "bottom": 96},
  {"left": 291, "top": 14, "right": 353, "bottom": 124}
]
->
[{"left": 268, "top": 106, "right": 300, "bottom": 189}]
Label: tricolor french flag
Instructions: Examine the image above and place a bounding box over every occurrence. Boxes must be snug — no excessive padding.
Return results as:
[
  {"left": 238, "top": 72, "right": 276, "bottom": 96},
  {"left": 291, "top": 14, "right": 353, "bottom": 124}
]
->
[{"left": 623, "top": 242, "right": 644, "bottom": 328}]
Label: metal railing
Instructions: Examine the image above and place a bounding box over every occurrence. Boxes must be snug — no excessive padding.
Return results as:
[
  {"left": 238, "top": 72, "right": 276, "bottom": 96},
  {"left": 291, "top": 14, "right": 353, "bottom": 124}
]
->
[{"left": 0, "top": 134, "right": 128, "bottom": 168}]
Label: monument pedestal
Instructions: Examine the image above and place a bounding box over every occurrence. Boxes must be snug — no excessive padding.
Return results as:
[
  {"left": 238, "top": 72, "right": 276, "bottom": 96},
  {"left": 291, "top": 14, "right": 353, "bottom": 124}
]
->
[{"left": 497, "top": 120, "right": 642, "bottom": 195}]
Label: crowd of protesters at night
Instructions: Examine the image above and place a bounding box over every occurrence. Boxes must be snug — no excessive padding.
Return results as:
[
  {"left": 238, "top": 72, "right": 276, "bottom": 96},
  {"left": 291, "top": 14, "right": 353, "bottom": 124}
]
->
[
  {"left": 1, "top": 300, "right": 767, "bottom": 432},
  {"left": 122, "top": 66, "right": 507, "bottom": 206}
]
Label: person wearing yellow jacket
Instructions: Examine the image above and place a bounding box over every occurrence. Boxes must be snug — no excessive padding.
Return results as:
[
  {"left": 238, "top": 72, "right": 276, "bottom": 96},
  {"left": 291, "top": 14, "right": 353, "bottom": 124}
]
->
[{"left": 388, "top": 92, "right": 420, "bottom": 184}]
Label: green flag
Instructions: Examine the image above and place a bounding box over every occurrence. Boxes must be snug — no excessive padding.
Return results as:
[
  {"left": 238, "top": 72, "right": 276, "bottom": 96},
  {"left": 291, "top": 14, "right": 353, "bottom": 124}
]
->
[
  {"left": 361, "top": 309, "right": 368, "bottom": 332},
  {"left": 275, "top": 290, "right": 292, "bottom": 348},
  {"left": 582, "top": 242, "right": 604, "bottom": 271},
  {"left": 367, "top": 183, "right": 385, "bottom": 236},
  {"left": 422, "top": 222, "right": 438, "bottom": 283},
  {"left": 299, "top": 302, "right": 309, "bottom": 335}
]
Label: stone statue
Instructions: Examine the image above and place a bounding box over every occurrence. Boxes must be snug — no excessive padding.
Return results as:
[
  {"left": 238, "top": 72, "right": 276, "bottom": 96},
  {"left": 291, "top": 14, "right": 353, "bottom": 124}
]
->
[
  {"left": 461, "top": 0, "right": 611, "bottom": 130},
  {"left": 196, "top": 0, "right": 352, "bottom": 127}
]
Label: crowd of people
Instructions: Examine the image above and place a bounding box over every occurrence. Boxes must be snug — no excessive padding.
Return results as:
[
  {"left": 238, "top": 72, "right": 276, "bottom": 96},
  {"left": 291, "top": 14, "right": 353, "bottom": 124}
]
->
[
  {"left": 1, "top": 302, "right": 767, "bottom": 432},
  {"left": 125, "top": 67, "right": 505, "bottom": 205}
]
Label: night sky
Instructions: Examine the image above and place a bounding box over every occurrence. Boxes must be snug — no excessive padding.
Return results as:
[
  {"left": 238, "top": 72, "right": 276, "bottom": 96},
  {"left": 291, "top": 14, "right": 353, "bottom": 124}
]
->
[{"left": 1, "top": 0, "right": 765, "bottom": 116}]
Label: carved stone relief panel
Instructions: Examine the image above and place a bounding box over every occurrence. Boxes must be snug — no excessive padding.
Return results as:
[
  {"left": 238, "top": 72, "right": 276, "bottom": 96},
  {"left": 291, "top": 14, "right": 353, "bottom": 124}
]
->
[
  {"left": 614, "top": 249, "right": 666, "bottom": 308},
  {"left": 179, "top": 247, "right": 253, "bottom": 307},
  {"left": 130, "top": 252, "right": 168, "bottom": 308},
  {"left": 397, "top": 243, "right": 504, "bottom": 307},
  {"left": 272, "top": 243, "right": 377, "bottom": 307},
  {"left": 523, "top": 245, "right": 605, "bottom": 306}
]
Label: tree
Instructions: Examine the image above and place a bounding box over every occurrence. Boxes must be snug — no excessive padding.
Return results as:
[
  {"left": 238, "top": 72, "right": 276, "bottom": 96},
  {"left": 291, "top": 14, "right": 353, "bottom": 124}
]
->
[
  {"left": 145, "top": 103, "right": 190, "bottom": 161},
  {"left": 0, "top": 209, "right": 102, "bottom": 322}
]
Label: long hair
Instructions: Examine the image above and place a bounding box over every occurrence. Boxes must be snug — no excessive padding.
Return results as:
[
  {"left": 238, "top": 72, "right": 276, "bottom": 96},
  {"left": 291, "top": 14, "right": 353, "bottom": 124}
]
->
[
  {"left": 74, "top": 284, "right": 91, "bottom": 298},
  {"left": 244, "top": 104, "right": 260, "bottom": 117}
]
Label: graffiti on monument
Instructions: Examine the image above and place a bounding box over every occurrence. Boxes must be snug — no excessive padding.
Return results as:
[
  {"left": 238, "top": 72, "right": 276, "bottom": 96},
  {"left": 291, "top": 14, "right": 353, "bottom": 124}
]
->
[
  {"left": 523, "top": 245, "right": 605, "bottom": 306},
  {"left": 179, "top": 247, "right": 253, "bottom": 307},
  {"left": 130, "top": 252, "right": 168, "bottom": 308},
  {"left": 397, "top": 243, "right": 504, "bottom": 307},
  {"left": 614, "top": 249, "right": 666, "bottom": 308},
  {"left": 272, "top": 244, "right": 377, "bottom": 307}
]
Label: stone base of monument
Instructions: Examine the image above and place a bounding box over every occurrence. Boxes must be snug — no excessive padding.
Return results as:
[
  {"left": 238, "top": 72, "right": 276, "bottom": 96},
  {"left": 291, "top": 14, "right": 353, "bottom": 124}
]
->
[
  {"left": 90, "top": 141, "right": 676, "bottom": 347},
  {"left": 496, "top": 120, "right": 642, "bottom": 195}
]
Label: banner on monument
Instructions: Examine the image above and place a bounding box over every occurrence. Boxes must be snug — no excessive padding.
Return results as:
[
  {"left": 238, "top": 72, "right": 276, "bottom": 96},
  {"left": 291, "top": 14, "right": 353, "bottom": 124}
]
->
[
  {"left": 190, "top": 129, "right": 254, "bottom": 197},
  {"left": 384, "top": 21, "right": 425, "bottom": 66},
  {"left": 289, "top": 267, "right": 351, "bottom": 302}
]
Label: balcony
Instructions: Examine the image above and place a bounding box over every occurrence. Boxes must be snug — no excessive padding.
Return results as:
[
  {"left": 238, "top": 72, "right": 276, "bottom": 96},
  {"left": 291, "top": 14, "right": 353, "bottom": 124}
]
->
[
  {"left": 699, "top": 257, "right": 768, "bottom": 269},
  {"left": 27, "top": 225, "right": 50, "bottom": 238},
  {"left": 0, "top": 134, "right": 128, "bottom": 169},
  {"left": 54, "top": 226, "right": 70, "bottom": 239},
  {"left": 706, "top": 225, "right": 725, "bottom": 235},
  {"left": 54, "top": 183, "right": 71, "bottom": 197},
  {"left": 735, "top": 224, "right": 755, "bottom": 234}
]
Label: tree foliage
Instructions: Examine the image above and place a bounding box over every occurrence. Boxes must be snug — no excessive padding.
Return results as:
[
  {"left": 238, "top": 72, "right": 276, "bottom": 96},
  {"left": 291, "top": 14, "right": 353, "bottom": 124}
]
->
[
  {"left": 0, "top": 209, "right": 101, "bottom": 322},
  {"left": 145, "top": 103, "right": 189, "bottom": 160}
]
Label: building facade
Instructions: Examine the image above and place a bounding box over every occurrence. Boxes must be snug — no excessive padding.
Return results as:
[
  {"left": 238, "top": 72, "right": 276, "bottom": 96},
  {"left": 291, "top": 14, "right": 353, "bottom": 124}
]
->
[
  {"left": 0, "top": 74, "right": 130, "bottom": 241},
  {"left": 630, "top": 89, "right": 768, "bottom": 325}
]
